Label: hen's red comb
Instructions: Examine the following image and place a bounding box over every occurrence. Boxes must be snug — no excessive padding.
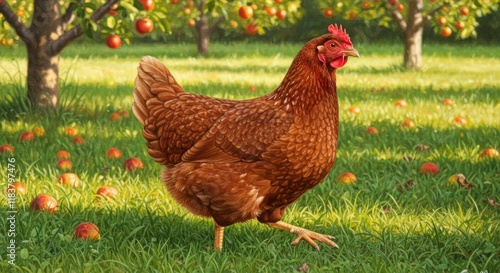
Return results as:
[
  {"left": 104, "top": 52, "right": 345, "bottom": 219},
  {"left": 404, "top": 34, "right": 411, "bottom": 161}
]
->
[{"left": 328, "top": 24, "right": 352, "bottom": 45}]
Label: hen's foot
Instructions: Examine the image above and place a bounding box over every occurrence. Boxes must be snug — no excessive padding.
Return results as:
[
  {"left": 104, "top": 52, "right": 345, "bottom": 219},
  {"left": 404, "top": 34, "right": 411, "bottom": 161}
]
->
[
  {"left": 266, "top": 221, "right": 338, "bottom": 250},
  {"left": 214, "top": 223, "right": 224, "bottom": 251}
]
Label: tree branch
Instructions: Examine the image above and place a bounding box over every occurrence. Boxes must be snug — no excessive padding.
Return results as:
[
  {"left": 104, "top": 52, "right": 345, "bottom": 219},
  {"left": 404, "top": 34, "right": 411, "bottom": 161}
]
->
[
  {"left": 391, "top": 9, "right": 407, "bottom": 32},
  {"left": 415, "top": 3, "right": 450, "bottom": 30},
  {"left": 208, "top": 16, "right": 226, "bottom": 34},
  {"left": 50, "top": 0, "right": 119, "bottom": 54},
  {"left": 0, "top": 1, "right": 34, "bottom": 45},
  {"left": 61, "top": 2, "right": 81, "bottom": 30}
]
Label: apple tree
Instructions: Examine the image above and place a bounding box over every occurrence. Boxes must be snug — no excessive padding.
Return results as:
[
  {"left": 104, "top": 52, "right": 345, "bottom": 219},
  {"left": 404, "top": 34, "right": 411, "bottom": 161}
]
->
[
  {"left": 141, "top": 0, "right": 303, "bottom": 55},
  {"left": 319, "top": 0, "right": 499, "bottom": 69},
  {"left": 0, "top": 0, "right": 303, "bottom": 112}
]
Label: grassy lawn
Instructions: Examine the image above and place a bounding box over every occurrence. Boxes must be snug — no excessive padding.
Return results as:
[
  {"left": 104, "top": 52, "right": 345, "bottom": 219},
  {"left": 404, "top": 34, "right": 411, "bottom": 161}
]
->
[{"left": 0, "top": 42, "right": 499, "bottom": 272}]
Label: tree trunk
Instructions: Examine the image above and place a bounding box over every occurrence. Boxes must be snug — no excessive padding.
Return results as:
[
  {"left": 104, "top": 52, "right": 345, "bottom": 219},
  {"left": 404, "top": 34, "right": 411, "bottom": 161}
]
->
[
  {"left": 403, "top": 27, "right": 423, "bottom": 69},
  {"left": 0, "top": 0, "right": 117, "bottom": 112},
  {"left": 195, "top": 0, "right": 224, "bottom": 56},
  {"left": 403, "top": 0, "right": 424, "bottom": 69},
  {"left": 27, "top": 0, "right": 63, "bottom": 110},
  {"left": 197, "top": 12, "right": 210, "bottom": 55},
  {"left": 26, "top": 46, "right": 60, "bottom": 110}
]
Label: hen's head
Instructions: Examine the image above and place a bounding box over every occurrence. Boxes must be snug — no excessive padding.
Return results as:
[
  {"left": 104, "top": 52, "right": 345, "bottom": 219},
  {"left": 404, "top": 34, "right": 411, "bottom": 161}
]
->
[{"left": 317, "top": 24, "right": 359, "bottom": 69}]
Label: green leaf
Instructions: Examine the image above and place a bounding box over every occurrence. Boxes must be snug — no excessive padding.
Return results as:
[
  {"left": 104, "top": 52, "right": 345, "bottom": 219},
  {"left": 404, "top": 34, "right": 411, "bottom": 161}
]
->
[
  {"left": 89, "top": 20, "right": 98, "bottom": 32},
  {"left": 19, "top": 248, "right": 29, "bottom": 259},
  {"left": 121, "top": 2, "right": 139, "bottom": 13},
  {"left": 106, "top": 16, "right": 116, "bottom": 29},
  {"left": 30, "top": 228, "right": 38, "bottom": 237},
  {"left": 83, "top": 24, "right": 94, "bottom": 38}
]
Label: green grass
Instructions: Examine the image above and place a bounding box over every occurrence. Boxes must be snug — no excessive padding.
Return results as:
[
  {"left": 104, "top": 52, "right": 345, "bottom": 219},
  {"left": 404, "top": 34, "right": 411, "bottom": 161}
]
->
[{"left": 0, "top": 42, "right": 499, "bottom": 272}]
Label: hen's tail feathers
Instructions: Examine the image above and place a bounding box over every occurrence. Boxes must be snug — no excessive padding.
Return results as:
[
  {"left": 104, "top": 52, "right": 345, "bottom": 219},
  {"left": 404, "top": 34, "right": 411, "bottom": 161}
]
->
[{"left": 133, "top": 56, "right": 184, "bottom": 125}]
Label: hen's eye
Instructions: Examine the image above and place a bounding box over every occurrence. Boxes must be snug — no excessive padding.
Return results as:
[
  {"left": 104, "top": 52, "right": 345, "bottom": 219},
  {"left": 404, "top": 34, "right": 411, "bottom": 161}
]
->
[{"left": 329, "top": 43, "right": 336, "bottom": 48}]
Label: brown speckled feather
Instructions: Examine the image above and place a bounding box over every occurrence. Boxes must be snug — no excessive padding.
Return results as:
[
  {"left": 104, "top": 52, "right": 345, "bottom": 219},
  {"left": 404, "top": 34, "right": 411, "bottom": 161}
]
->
[{"left": 133, "top": 33, "right": 343, "bottom": 227}]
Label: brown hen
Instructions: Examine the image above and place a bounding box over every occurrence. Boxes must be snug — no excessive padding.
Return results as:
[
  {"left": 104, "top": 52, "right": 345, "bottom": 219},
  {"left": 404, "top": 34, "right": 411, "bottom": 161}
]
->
[{"left": 133, "top": 24, "right": 359, "bottom": 251}]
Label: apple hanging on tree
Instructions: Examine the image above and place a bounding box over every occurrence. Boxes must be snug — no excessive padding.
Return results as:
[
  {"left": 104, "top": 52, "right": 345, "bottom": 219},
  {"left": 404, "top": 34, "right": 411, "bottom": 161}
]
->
[
  {"left": 106, "top": 34, "right": 121, "bottom": 49},
  {"left": 136, "top": 18, "right": 154, "bottom": 34},
  {"left": 238, "top": 6, "right": 254, "bottom": 20},
  {"left": 140, "top": 0, "right": 155, "bottom": 11}
]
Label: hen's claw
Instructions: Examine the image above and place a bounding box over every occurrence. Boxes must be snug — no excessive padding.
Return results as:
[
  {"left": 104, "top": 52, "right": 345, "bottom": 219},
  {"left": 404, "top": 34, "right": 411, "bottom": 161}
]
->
[{"left": 267, "top": 221, "right": 338, "bottom": 249}]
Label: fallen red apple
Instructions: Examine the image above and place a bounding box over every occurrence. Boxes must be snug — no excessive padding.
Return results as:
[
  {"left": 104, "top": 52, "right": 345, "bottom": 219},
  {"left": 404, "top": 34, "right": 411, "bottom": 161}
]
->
[
  {"left": 401, "top": 119, "right": 415, "bottom": 128},
  {"left": 365, "top": 126, "right": 379, "bottom": 135},
  {"left": 109, "top": 113, "right": 121, "bottom": 121},
  {"left": 30, "top": 194, "right": 58, "bottom": 214},
  {"left": 106, "top": 147, "right": 122, "bottom": 159},
  {"left": 420, "top": 162, "right": 439, "bottom": 175},
  {"left": 124, "top": 157, "right": 144, "bottom": 171},
  {"left": 119, "top": 110, "right": 130, "bottom": 117},
  {"left": 57, "top": 150, "right": 71, "bottom": 159},
  {"left": 348, "top": 106, "right": 360, "bottom": 114},
  {"left": 337, "top": 172, "right": 357, "bottom": 185},
  {"left": 395, "top": 100, "right": 407, "bottom": 108},
  {"left": 72, "top": 136, "right": 85, "bottom": 145},
  {"left": 6, "top": 182, "right": 27, "bottom": 195},
  {"left": 0, "top": 144, "right": 14, "bottom": 153},
  {"left": 96, "top": 185, "right": 120, "bottom": 200},
  {"left": 453, "top": 116, "right": 467, "bottom": 125},
  {"left": 56, "top": 159, "right": 73, "bottom": 171},
  {"left": 57, "top": 173, "right": 80, "bottom": 187},
  {"left": 480, "top": 148, "right": 499, "bottom": 158},
  {"left": 442, "top": 98, "right": 453, "bottom": 106},
  {"left": 73, "top": 222, "right": 101, "bottom": 241},
  {"left": 19, "top": 131, "right": 35, "bottom": 142}
]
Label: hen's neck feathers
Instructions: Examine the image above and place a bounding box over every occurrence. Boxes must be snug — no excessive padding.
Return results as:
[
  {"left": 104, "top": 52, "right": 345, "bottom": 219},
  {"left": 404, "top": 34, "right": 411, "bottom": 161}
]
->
[{"left": 267, "top": 36, "right": 336, "bottom": 115}]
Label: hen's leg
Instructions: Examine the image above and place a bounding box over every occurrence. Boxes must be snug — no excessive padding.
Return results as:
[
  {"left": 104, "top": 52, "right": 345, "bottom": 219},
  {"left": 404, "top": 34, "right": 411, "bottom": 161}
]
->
[
  {"left": 266, "top": 221, "right": 338, "bottom": 250},
  {"left": 214, "top": 222, "right": 224, "bottom": 251}
]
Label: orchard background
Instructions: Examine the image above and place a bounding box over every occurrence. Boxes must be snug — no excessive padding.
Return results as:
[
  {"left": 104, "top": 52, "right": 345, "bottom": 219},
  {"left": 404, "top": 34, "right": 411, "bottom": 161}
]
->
[
  {"left": 1, "top": 0, "right": 499, "bottom": 111},
  {"left": 0, "top": 1, "right": 499, "bottom": 272}
]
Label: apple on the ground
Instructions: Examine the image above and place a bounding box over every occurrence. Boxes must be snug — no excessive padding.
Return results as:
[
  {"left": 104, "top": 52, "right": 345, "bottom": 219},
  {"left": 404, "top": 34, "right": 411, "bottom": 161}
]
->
[
  {"left": 30, "top": 194, "right": 58, "bottom": 214},
  {"left": 73, "top": 222, "right": 101, "bottom": 241},
  {"left": 337, "top": 172, "right": 357, "bottom": 185}
]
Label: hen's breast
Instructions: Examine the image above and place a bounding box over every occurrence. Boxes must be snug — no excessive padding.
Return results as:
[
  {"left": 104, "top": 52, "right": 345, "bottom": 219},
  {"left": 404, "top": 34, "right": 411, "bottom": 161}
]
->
[{"left": 260, "top": 96, "right": 339, "bottom": 206}]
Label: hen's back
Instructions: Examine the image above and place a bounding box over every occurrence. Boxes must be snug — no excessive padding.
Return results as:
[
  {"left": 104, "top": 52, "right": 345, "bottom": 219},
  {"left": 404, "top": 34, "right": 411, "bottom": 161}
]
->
[{"left": 133, "top": 56, "right": 237, "bottom": 165}]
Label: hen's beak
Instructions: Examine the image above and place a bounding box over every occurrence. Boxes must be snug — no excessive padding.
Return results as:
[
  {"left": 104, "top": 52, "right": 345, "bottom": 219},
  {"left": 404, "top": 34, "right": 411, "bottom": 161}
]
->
[{"left": 342, "top": 47, "right": 360, "bottom": 57}]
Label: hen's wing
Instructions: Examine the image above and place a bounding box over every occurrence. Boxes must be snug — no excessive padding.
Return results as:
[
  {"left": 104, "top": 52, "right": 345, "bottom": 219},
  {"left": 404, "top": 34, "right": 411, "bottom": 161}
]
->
[
  {"left": 182, "top": 101, "right": 295, "bottom": 163},
  {"left": 133, "top": 56, "right": 294, "bottom": 166}
]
